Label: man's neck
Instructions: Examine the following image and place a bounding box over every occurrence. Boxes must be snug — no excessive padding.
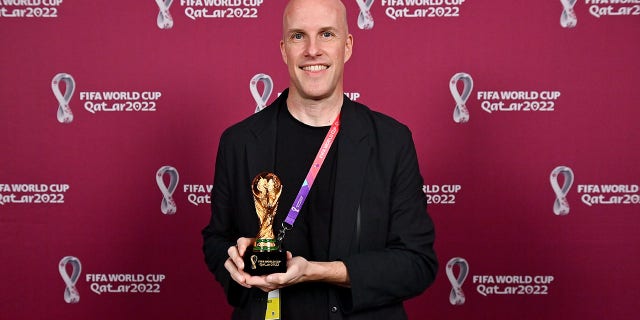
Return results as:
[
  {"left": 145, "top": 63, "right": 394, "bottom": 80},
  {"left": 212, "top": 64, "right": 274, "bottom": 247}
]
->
[{"left": 286, "top": 91, "right": 343, "bottom": 127}]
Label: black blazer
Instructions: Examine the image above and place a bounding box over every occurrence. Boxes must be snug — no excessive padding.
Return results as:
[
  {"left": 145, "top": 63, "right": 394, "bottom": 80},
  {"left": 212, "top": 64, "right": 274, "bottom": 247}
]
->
[{"left": 203, "top": 89, "right": 437, "bottom": 319}]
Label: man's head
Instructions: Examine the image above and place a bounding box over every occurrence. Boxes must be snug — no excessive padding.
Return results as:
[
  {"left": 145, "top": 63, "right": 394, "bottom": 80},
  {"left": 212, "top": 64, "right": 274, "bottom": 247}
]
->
[{"left": 280, "top": 0, "right": 353, "bottom": 102}]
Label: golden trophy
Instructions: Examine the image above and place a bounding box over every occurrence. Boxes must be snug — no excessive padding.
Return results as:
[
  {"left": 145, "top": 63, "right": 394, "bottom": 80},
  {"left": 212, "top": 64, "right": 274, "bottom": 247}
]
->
[{"left": 243, "top": 172, "right": 287, "bottom": 275}]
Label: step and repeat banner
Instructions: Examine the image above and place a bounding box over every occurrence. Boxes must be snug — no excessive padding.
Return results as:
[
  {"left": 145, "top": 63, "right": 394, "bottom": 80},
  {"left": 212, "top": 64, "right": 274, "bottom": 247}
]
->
[{"left": 1, "top": 1, "right": 639, "bottom": 319}]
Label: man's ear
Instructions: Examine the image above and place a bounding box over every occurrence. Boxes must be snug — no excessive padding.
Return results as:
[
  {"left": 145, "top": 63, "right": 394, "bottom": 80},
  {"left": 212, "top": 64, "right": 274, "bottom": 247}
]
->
[
  {"left": 280, "top": 40, "right": 288, "bottom": 64},
  {"left": 344, "top": 34, "right": 353, "bottom": 63}
]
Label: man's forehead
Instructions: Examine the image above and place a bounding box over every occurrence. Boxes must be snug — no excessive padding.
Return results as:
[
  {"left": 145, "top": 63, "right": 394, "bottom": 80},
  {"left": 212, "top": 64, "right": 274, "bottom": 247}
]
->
[
  {"left": 284, "top": 0, "right": 345, "bottom": 13},
  {"left": 282, "top": 0, "right": 347, "bottom": 31}
]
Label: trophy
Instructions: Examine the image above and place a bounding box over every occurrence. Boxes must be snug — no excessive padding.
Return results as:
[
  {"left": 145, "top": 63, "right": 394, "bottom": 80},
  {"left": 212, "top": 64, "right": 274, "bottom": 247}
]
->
[{"left": 243, "top": 172, "right": 287, "bottom": 275}]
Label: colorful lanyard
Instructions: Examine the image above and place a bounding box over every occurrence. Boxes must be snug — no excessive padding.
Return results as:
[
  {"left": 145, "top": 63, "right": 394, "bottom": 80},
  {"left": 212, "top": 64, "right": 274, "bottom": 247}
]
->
[{"left": 275, "top": 113, "right": 341, "bottom": 247}]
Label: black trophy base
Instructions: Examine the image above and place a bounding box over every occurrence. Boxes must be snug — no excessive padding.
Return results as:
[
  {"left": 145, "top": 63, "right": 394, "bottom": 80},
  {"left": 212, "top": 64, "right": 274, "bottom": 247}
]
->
[{"left": 243, "top": 248, "right": 287, "bottom": 276}]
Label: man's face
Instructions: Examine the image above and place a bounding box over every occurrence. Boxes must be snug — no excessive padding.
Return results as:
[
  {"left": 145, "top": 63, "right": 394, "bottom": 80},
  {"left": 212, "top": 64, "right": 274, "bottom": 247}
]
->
[{"left": 280, "top": 0, "right": 353, "bottom": 101}]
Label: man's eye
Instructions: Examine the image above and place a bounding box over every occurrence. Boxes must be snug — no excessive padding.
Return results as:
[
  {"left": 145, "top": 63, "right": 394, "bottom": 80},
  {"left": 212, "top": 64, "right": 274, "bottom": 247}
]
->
[
  {"left": 292, "top": 33, "right": 303, "bottom": 40},
  {"left": 321, "top": 31, "right": 333, "bottom": 38}
]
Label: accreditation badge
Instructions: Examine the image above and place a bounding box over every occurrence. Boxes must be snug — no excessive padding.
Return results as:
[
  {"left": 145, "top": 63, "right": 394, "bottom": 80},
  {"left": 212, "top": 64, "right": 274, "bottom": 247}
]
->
[{"left": 265, "top": 290, "right": 280, "bottom": 320}]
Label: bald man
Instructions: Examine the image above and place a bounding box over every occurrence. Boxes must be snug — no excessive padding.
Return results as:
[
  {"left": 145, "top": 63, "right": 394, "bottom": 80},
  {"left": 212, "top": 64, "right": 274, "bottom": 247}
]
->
[{"left": 202, "top": 1, "right": 437, "bottom": 318}]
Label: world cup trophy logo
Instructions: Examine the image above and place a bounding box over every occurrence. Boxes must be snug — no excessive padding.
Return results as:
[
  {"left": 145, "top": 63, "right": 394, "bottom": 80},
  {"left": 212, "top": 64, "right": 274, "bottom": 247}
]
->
[
  {"left": 559, "top": 0, "right": 577, "bottom": 28},
  {"left": 446, "top": 257, "right": 469, "bottom": 306},
  {"left": 51, "top": 73, "right": 75, "bottom": 124},
  {"left": 356, "top": 0, "right": 374, "bottom": 30},
  {"left": 58, "top": 256, "right": 82, "bottom": 304},
  {"left": 250, "top": 73, "right": 273, "bottom": 113},
  {"left": 156, "top": 0, "right": 174, "bottom": 29},
  {"left": 550, "top": 166, "right": 574, "bottom": 215},
  {"left": 156, "top": 166, "right": 179, "bottom": 214},
  {"left": 450, "top": 72, "right": 473, "bottom": 123}
]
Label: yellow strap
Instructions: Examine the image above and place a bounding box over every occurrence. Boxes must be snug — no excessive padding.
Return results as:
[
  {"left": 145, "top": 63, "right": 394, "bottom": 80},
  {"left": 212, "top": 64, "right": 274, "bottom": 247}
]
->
[{"left": 265, "top": 289, "right": 280, "bottom": 320}]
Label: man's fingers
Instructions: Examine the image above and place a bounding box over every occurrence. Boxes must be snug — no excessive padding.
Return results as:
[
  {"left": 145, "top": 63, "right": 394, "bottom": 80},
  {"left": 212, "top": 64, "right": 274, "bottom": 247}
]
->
[
  {"left": 223, "top": 237, "right": 258, "bottom": 288},
  {"left": 236, "top": 237, "right": 254, "bottom": 256},
  {"left": 224, "top": 258, "right": 251, "bottom": 288},
  {"left": 227, "top": 245, "right": 245, "bottom": 270},
  {"left": 245, "top": 275, "right": 277, "bottom": 292}
]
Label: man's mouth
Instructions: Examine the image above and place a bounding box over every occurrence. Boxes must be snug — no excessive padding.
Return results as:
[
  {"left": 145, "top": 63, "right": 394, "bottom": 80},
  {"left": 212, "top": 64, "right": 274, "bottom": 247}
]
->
[{"left": 300, "top": 65, "right": 329, "bottom": 72}]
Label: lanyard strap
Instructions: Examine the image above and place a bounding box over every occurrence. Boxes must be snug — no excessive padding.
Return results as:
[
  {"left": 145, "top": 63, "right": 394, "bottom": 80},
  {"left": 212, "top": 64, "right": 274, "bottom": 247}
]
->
[{"left": 276, "top": 113, "right": 341, "bottom": 247}]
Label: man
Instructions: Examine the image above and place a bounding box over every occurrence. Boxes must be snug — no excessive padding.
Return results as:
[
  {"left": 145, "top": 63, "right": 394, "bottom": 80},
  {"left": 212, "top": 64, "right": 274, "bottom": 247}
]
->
[{"left": 202, "top": 0, "right": 437, "bottom": 318}]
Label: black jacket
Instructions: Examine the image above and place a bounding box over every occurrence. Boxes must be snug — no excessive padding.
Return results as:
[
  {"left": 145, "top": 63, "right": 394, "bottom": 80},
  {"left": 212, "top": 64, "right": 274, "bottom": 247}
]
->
[{"left": 202, "top": 89, "right": 437, "bottom": 319}]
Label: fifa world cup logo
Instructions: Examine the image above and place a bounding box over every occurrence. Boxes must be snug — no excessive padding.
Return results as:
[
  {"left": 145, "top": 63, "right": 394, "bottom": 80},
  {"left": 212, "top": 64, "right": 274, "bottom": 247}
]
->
[
  {"left": 250, "top": 74, "right": 273, "bottom": 113},
  {"left": 355, "top": 0, "right": 374, "bottom": 30},
  {"left": 51, "top": 73, "right": 75, "bottom": 124},
  {"left": 156, "top": 0, "right": 174, "bottom": 29},
  {"left": 59, "top": 256, "right": 82, "bottom": 304},
  {"left": 550, "top": 166, "right": 574, "bottom": 215},
  {"left": 450, "top": 72, "right": 473, "bottom": 123},
  {"left": 559, "top": 0, "right": 577, "bottom": 28},
  {"left": 446, "top": 257, "right": 469, "bottom": 306},
  {"left": 156, "top": 166, "right": 179, "bottom": 214}
]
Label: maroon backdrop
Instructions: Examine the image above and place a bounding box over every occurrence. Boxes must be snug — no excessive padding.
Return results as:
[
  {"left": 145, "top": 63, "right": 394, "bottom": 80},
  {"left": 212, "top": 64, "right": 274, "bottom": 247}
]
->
[{"left": 1, "top": 1, "right": 639, "bottom": 319}]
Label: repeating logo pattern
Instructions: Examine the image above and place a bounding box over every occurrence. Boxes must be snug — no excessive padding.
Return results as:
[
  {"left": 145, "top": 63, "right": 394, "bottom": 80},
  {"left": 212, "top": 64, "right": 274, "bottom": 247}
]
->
[{"left": 1, "top": 1, "right": 637, "bottom": 318}]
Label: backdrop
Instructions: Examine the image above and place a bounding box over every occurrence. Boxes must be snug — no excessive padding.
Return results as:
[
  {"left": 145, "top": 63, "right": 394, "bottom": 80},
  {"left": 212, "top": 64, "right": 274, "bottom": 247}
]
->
[{"left": 1, "top": 1, "right": 639, "bottom": 319}]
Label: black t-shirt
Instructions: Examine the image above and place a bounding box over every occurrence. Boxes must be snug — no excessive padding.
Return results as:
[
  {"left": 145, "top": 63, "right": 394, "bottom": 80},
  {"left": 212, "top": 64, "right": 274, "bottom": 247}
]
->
[
  {"left": 274, "top": 105, "right": 338, "bottom": 262},
  {"left": 273, "top": 105, "right": 339, "bottom": 319}
]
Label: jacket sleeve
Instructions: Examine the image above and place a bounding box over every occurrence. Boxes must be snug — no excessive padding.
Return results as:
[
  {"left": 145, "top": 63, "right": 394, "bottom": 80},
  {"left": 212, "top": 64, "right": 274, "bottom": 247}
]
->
[
  {"left": 340, "top": 126, "right": 438, "bottom": 313},
  {"left": 201, "top": 130, "right": 250, "bottom": 307}
]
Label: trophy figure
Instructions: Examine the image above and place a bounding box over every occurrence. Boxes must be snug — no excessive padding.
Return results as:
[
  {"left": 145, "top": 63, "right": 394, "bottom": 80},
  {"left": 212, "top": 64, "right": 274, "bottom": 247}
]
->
[{"left": 243, "top": 172, "right": 287, "bottom": 275}]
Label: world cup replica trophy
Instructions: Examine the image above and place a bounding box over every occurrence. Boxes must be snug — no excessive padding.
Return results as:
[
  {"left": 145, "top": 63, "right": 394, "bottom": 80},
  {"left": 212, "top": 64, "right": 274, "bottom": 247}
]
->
[{"left": 243, "top": 172, "right": 287, "bottom": 275}]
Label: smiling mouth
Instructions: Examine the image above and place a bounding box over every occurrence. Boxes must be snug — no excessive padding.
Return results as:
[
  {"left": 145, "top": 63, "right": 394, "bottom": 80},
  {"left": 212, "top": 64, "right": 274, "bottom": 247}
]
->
[{"left": 300, "top": 65, "right": 329, "bottom": 72}]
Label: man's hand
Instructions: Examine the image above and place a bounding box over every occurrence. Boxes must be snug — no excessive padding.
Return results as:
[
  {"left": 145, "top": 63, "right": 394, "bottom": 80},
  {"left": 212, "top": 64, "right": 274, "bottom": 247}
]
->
[
  {"left": 226, "top": 237, "right": 351, "bottom": 292},
  {"left": 247, "top": 252, "right": 351, "bottom": 292},
  {"left": 224, "top": 237, "right": 254, "bottom": 288}
]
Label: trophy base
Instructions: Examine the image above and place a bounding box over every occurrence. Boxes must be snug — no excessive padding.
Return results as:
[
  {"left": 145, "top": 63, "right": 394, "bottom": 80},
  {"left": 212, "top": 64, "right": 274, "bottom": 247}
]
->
[{"left": 243, "top": 247, "right": 287, "bottom": 276}]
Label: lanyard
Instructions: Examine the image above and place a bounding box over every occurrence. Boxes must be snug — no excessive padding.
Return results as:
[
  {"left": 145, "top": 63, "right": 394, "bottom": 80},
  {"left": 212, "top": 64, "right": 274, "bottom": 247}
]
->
[{"left": 275, "top": 113, "right": 341, "bottom": 247}]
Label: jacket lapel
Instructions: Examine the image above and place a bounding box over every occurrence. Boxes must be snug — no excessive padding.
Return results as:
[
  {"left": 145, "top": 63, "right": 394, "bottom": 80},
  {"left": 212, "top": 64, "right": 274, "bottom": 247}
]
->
[
  {"left": 329, "top": 98, "right": 371, "bottom": 260},
  {"left": 246, "top": 93, "right": 283, "bottom": 177}
]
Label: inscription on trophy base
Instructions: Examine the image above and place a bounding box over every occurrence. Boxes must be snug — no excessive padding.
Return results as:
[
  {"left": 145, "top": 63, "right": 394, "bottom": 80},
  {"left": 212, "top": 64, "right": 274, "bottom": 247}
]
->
[{"left": 243, "top": 248, "right": 287, "bottom": 276}]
